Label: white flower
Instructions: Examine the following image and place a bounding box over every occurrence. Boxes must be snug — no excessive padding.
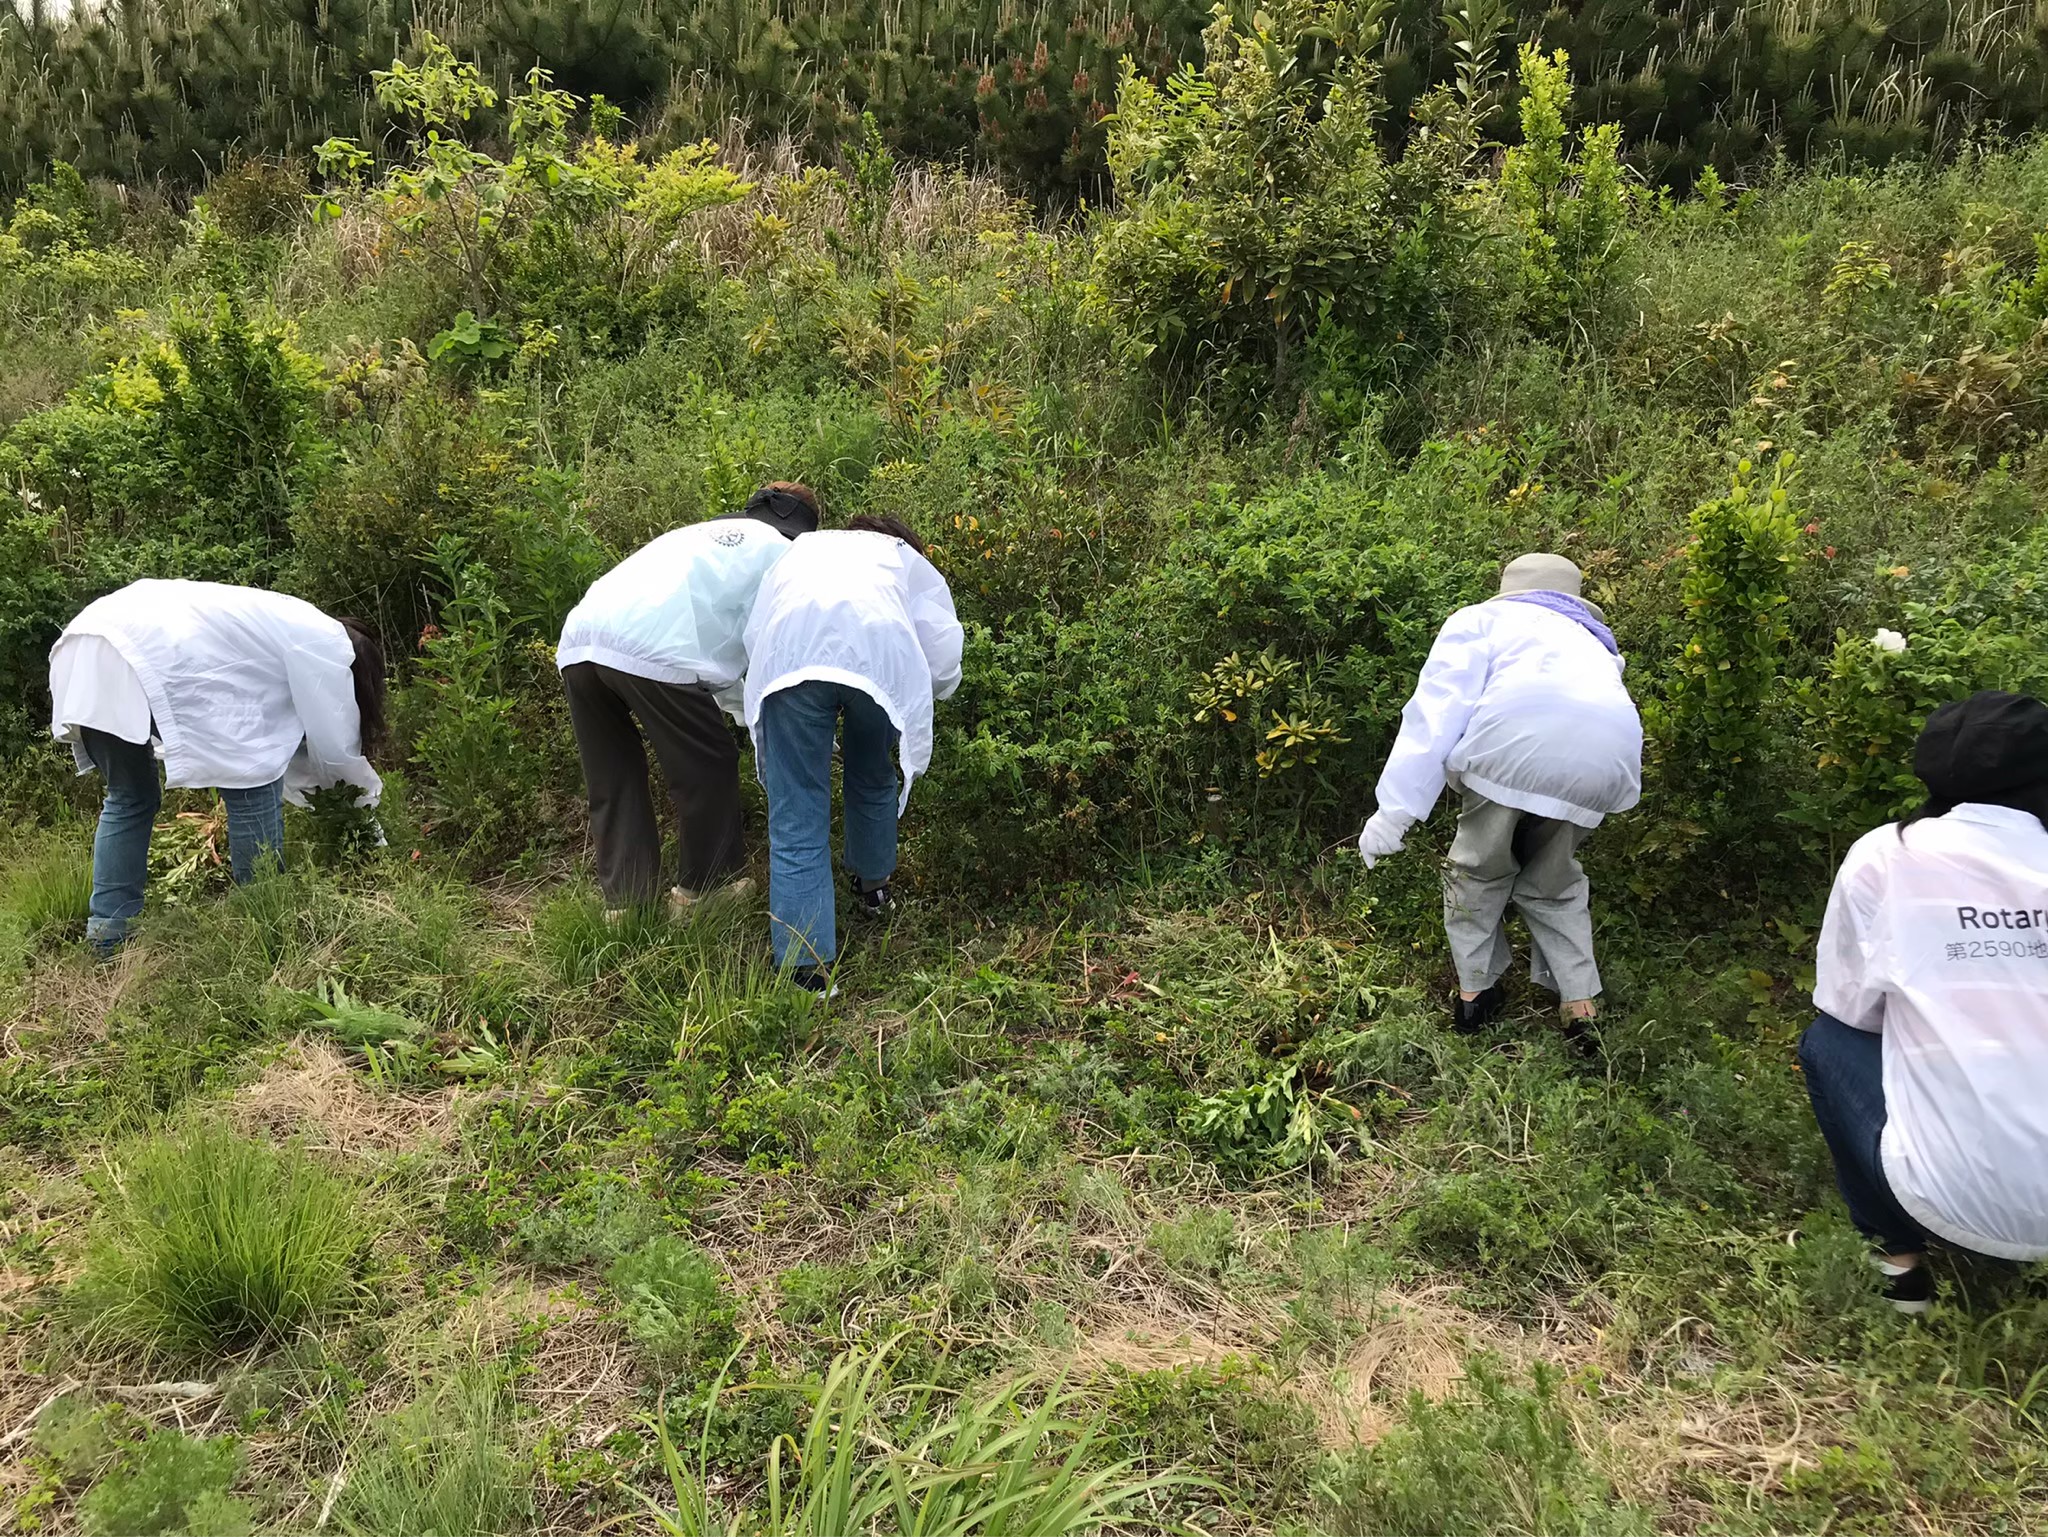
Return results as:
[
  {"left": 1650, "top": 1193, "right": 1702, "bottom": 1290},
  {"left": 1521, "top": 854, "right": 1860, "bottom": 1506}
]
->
[{"left": 1872, "top": 628, "right": 1908, "bottom": 654}]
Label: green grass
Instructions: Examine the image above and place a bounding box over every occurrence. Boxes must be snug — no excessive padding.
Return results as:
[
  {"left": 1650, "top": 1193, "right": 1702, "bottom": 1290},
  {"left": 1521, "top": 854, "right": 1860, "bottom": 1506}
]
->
[
  {"left": 1, "top": 831, "right": 93, "bottom": 943},
  {"left": 335, "top": 1369, "right": 531, "bottom": 1537},
  {"left": 646, "top": 1337, "right": 1204, "bottom": 1536},
  {"left": 70, "top": 1120, "right": 367, "bottom": 1361}
]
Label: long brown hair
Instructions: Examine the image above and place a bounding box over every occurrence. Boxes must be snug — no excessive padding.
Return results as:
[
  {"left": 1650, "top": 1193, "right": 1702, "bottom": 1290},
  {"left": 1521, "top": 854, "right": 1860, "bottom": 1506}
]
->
[{"left": 337, "top": 617, "right": 388, "bottom": 758}]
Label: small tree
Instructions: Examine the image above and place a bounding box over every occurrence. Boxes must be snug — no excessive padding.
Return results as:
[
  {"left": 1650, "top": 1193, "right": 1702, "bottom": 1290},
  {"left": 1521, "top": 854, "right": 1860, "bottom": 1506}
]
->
[
  {"left": 1088, "top": 0, "right": 1477, "bottom": 392},
  {"left": 1498, "top": 45, "right": 1629, "bottom": 328},
  {"left": 1654, "top": 454, "right": 1804, "bottom": 811}
]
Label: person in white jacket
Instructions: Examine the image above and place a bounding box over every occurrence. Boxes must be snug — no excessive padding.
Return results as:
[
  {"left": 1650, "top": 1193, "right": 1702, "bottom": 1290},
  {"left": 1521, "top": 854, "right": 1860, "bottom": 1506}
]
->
[
  {"left": 1802, "top": 690, "right": 2048, "bottom": 1313},
  {"left": 743, "top": 516, "right": 963, "bottom": 995},
  {"left": 557, "top": 482, "right": 819, "bottom": 912},
  {"left": 49, "top": 579, "right": 386, "bottom": 953},
  {"left": 1358, "top": 553, "right": 1642, "bottom": 1034}
]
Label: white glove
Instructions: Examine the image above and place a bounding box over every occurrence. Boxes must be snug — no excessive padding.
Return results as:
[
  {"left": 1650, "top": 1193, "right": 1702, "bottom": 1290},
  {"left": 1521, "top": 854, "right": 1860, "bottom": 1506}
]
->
[{"left": 1357, "top": 810, "right": 1410, "bottom": 869}]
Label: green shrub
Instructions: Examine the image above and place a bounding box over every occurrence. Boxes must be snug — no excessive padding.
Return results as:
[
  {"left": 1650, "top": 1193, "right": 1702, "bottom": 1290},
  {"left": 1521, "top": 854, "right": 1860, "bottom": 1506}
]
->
[
  {"left": 337, "top": 1368, "right": 531, "bottom": 1537},
  {"left": 78, "top": 1428, "right": 252, "bottom": 1537},
  {"left": 1088, "top": 1, "right": 1478, "bottom": 394},
  {"left": 1316, "top": 1359, "right": 1652, "bottom": 1536},
  {"left": 72, "top": 1121, "right": 366, "bottom": 1359},
  {"left": 1498, "top": 46, "right": 1630, "bottom": 329},
  {"left": 607, "top": 1235, "right": 739, "bottom": 1379}
]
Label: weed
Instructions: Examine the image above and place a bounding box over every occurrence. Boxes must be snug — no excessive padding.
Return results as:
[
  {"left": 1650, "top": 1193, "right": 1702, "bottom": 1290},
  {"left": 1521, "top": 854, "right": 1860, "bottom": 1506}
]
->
[
  {"left": 2, "top": 832, "right": 93, "bottom": 943},
  {"left": 77, "top": 1428, "right": 252, "bottom": 1537},
  {"left": 71, "top": 1120, "right": 366, "bottom": 1359},
  {"left": 336, "top": 1367, "right": 532, "bottom": 1537},
  {"left": 607, "top": 1235, "right": 738, "bottom": 1380}
]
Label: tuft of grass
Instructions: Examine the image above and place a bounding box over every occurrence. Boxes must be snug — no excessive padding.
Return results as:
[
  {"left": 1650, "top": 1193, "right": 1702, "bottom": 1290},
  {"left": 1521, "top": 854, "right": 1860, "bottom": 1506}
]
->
[
  {"left": 2, "top": 833, "right": 94, "bottom": 943},
  {"left": 71, "top": 1120, "right": 366, "bottom": 1360},
  {"left": 1314, "top": 1357, "right": 1652, "bottom": 1536},
  {"left": 644, "top": 1335, "right": 1204, "bottom": 1536},
  {"left": 336, "top": 1367, "right": 531, "bottom": 1537}
]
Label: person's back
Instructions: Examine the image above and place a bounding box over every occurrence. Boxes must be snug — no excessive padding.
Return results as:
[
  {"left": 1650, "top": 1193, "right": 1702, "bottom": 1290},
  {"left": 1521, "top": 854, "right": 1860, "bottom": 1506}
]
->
[
  {"left": 1440, "top": 599, "right": 1642, "bottom": 825},
  {"left": 1818, "top": 807, "right": 2048, "bottom": 1259},
  {"left": 557, "top": 517, "right": 793, "bottom": 702},
  {"left": 744, "top": 528, "right": 962, "bottom": 806},
  {"left": 55, "top": 578, "right": 374, "bottom": 798}
]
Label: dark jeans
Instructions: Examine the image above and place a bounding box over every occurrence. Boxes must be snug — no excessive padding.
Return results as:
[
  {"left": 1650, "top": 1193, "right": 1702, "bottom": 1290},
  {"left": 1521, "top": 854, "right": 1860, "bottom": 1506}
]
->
[
  {"left": 82, "top": 727, "right": 284, "bottom": 950},
  {"left": 754, "top": 680, "right": 899, "bottom": 970},
  {"left": 1799, "top": 1012, "right": 1932, "bottom": 1254},
  {"left": 563, "top": 662, "right": 746, "bottom": 904}
]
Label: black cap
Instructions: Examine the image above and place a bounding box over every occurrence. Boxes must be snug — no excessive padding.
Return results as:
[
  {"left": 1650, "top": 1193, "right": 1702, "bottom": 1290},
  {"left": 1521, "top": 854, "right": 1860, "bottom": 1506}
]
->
[
  {"left": 1914, "top": 690, "right": 2048, "bottom": 806},
  {"left": 729, "top": 485, "right": 819, "bottom": 541}
]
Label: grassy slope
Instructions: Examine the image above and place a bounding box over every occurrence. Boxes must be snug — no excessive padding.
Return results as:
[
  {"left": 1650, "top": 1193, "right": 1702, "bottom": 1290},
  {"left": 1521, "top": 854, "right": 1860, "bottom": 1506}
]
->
[{"left": 4, "top": 144, "right": 2048, "bottom": 1533}]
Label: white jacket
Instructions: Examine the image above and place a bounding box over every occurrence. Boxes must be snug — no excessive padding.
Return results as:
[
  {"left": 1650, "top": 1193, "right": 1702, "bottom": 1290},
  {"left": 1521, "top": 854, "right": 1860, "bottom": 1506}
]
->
[
  {"left": 49, "top": 579, "right": 381, "bottom": 806},
  {"left": 743, "top": 530, "right": 963, "bottom": 812},
  {"left": 1374, "top": 598, "right": 1641, "bottom": 830},
  {"left": 556, "top": 517, "right": 794, "bottom": 718},
  {"left": 1815, "top": 805, "right": 2048, "bottom": 1260}
]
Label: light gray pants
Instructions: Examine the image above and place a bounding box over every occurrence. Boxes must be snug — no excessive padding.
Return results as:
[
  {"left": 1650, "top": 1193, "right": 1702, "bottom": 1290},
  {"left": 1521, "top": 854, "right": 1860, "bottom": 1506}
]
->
[{"left": 1442, "top": 789, "right": 1601, "bottom": 1001}]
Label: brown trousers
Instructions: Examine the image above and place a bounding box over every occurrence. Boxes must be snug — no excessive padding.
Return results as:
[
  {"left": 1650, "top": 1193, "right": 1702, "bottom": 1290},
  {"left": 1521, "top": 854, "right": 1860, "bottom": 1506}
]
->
[{"left": 562, "top": 661, "right": 745, "bottom": 903}]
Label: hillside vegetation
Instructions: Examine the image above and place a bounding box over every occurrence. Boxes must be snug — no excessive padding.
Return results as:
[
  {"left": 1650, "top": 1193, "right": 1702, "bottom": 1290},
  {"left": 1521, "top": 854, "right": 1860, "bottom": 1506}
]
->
[{"left": 4, "top": 13, "right": 2048, "bottom": 1534}]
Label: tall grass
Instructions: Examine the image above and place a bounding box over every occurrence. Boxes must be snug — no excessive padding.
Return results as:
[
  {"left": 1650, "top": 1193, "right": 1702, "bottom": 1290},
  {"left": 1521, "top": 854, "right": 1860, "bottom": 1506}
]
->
[
  {"left": 71, "top": 1120, "right": 366, "bottom": 1360},
  {"left": 336, "top": 1368, "right": 532, "bottom": 1537},
  {"left": 645, "top": 1336, "right": 1201, "bottom": 1536},
  {"left": 1, "top": 832, "right": 94, "bottom": 942}
]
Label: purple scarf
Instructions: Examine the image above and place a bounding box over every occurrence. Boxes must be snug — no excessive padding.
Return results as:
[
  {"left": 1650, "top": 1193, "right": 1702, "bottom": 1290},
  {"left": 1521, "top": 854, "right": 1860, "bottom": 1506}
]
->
[{"left": 1498, "top": 591, "right": 1620, "bottom": 656}]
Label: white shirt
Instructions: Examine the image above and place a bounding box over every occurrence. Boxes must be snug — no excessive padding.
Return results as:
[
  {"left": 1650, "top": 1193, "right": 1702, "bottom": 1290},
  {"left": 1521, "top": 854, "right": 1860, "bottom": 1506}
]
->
[
  {"left": 49, "top": 579, "right": 381, "bottom": 806},
  {"left": 1813, "top": 805, "right": 2048, "bottom": 1260},
  {"left": 743, "top": 531, "right": 963, "bottom": 812},
  {"left": 1373, "top": 598, "right": 1642, "bottom": 830},
  {"left": 556, "top": 518, "right": 794, "bottom": 718}
]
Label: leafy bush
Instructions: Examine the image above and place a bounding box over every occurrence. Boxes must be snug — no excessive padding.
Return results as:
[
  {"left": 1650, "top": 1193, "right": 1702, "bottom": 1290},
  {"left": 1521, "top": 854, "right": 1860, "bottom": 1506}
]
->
[
  {"left": 72, "top": 1120, "right": 365, "bottom": 1359},
  {"left": 1088, "top": 1, "right": 1477, "bottom": 393},
  {"left": 77, "top": 1429, "right": 251, "bottom": 1537},
  {"left": 1649, "top": 454, "right": 1804, "bottom": 826},
  {"left": 1499, "top": 46, "right": 1630, "bottom": 328},
  {"left": 607, "top": 1235, "right": 739, "bottom": 1379}
]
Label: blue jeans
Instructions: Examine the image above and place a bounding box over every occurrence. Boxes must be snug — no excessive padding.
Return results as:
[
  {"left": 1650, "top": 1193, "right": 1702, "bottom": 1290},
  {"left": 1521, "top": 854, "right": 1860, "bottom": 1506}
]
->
[
  {"left": 82, "top": 728, "right": 286, "bottom": 950},
  {"left": 1798, "top": 1012, "right": 1932, "bottom": 1254},
  {"left": 754, "top": 682, "right": 899, "bottom": 970}
]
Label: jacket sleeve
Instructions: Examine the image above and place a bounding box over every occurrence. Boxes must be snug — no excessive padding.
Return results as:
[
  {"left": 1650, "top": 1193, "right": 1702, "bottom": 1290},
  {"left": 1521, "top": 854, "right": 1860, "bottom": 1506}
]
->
[
  {"left": 1813, "top": 834, "right": 1889, "bottom": 1031},
  {"left": 283, "top": 636, "right": 383, "bottom": 808},
  {"left": 1371, "top": 606, "right": 1493, "bottom": 827},
  {"left": 907, "top": 555, "right": 964, "bottom": 702}
]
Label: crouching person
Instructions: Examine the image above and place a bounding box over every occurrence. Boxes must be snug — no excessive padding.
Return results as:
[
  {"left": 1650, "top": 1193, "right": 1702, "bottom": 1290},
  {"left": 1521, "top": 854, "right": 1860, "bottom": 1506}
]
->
[
  {"left": 49, "top": 578, "right": 386, "bottom": 954},
  {"left": 1358, "top": 554, "right": 1642, "bottom": 1038},
  {"left": 742, "top": 515, "right": 962, "bottom": 998},
  {"left": 1801, "top": 691, "right": 2048, "bottom": 1313},
  {"left": 556, "top": 483, "right": 820, "bottom": 915}
]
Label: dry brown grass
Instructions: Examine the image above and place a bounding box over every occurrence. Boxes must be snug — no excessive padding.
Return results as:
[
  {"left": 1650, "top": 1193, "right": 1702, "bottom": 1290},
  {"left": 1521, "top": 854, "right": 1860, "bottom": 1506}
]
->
[{"left": 229, "top": 1037, "right": 462, "bottom": 1158}]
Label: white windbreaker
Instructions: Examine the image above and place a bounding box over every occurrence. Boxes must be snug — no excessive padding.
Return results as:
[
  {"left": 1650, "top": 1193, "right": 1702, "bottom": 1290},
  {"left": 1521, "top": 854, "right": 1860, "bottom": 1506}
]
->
[
  {"left": 1814, "top": 805, "right": 2048, "bottom": 1260},
  {"left": 1373, "top": 598, "right": 1642, "bottom": 830},
  {"left": 49, "top": 579, "right": 381, "bottom": 806},
  {"left": 556, "top": 517, "right": 794, "bottom": 718},
  {"left": 743, "top": 530, "right": 963, "bottom": 813}
]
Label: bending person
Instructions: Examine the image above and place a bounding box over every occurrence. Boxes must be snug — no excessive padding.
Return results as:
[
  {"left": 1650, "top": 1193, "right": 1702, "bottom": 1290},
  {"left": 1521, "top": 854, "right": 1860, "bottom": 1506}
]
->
[
  {"left": 1802, "top": 690, "right": 2048, "bottom": 1313},
  {"left": 557, "top": 482, "right": 819, "bottom": 914},
  {"left": 742, "top": 515, "right": 962, "bottom": 996},
  {"left": 49, "top": 578, "right": 386, "bottom": 953},
  {"left": 1357, "top": 553, "right": 1642, "bottom": 1038}
]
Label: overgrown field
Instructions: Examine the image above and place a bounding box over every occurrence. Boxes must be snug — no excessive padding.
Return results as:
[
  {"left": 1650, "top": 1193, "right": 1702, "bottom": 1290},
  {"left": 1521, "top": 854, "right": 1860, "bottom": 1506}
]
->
[{"left": 5, "top": 18, "right": 2048, "bottom": 1534}]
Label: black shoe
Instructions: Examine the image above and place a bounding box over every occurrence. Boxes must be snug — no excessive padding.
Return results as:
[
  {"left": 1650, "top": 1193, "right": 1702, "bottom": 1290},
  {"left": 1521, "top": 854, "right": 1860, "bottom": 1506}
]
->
[
  {"left": 1874, "top": 1257, "right": 1933, "bottom": 1315},
  {"left": 848, "top": 873, "right": 894, "bottom": 915},
  {"left": 791, "top": 966, "right": 839, "bottom": 1002},
  {"left": 1451, "top": 983, "right": 1506, "bottom": 1033},
  {"left": 1558, "top": 1012, "right": 1602, "bottom": 1060}
]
